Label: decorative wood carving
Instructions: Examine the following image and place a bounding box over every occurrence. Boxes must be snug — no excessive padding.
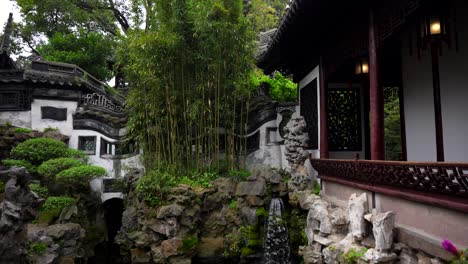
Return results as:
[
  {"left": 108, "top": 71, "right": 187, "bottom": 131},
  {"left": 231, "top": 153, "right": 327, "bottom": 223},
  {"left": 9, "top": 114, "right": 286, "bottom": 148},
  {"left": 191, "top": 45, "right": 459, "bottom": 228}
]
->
[
  {"left": 310, "top": 158, "right": 468, "bottom": 198},
  {"left": 328, "top": 88, "right": 361, "bottom": 151},
  {"left": 81, "top": 93, "right": 124, "bottom": 114}
]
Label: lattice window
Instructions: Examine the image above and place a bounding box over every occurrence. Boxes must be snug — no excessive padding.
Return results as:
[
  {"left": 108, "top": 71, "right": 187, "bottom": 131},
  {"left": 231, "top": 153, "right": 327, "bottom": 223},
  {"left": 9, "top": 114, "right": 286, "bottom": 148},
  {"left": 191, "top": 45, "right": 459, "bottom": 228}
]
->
[
  {"left": 300, "top": 79, "right": 318, "bottom": 149},
  {"left": 78, "top": 136, "right": 97, "bottom": 155},
  {"left": 0, "top": 90, "right": 29, "bottom": 111},
  {"left": 328, "top": 88, "right": 362, "bottom": 151}
]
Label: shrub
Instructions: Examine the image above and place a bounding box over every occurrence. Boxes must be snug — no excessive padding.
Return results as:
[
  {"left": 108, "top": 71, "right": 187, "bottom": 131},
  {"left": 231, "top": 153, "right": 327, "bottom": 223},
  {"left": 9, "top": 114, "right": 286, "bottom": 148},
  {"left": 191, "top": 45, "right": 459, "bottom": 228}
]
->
[
  {"left": 341, "top": 248, "right": 367, "bottom": 264},
  {"left": 56, "top": 165, "right": 106, "bottom": 186},
  {"left": 136, "top": 169, "right": 179, "bottom": 207},
  {"left": 229, "top": 200, "right": 238, "bottom": 210},
  {"left": 1, "top": 159, "right": 37, "bottom": 174},
  {"left": 313, "top": 180, "right": 321, "bottom": 195},
  {"left": 42, "top": 196, "right": 76, "bottom": 212},
  {"left": 38, "top": 158, "right": 84, "bottom": 181},
  {"left": 43, "top": 127, "right": 58, "bottom": 132},
  {"left": 228, "top": 169, "right": 250, "bottom": 182},
  {"left": 11, "top": 138, "right": 69, "bottom": 165},
  {"left": 66, "top": 148, "right": 89, "bottom": 163},
  {"left": 29, "top": 183, "right": 49, "bottom": 198},
  {"left": 29, "top": 242, "right": 47, "bottom": 255},
  {"left": 14, "top": 127, "right": 32, "bottom": 133},
  {"left": 0, "top": 181, "right": 5, "bottom": 193},
  {"left": 181, "top": 236, "right": 199, "bottom": 252}
]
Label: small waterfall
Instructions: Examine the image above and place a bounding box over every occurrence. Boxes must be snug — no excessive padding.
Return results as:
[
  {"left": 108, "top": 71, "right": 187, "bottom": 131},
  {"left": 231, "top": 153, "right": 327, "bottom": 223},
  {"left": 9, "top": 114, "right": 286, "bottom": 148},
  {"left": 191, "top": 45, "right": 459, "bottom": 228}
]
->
[{"left": 263, "top": 198, "right": 290, "bottom": 264}]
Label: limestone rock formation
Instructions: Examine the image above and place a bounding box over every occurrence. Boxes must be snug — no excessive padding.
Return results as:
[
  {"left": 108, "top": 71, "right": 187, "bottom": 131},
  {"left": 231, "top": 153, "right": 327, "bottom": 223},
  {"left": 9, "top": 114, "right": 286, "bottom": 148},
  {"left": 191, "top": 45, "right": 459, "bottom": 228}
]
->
[
  {"left": 366, "top": 211, "right": 395, "bottom": 252},
  {"left": 348, "top": 193, "right": 369, "bottom": 241},
  {"left": 0, "top": 167, "right": 43, "bottom": 263}
]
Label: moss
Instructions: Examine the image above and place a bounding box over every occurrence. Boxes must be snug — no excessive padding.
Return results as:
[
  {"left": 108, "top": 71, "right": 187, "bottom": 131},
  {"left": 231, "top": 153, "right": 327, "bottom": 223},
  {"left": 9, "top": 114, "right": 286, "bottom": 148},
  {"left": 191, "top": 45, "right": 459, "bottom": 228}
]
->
[
  {"left": 14, "top": 127, "right": 33, "bottom": 133},
  {"left": 0, "top": 181, "right": 4, "bottom": 193},
  {"left": 313, "top": 180, "right": 321, "bottom": 195},
  {"left": 229, "top": 200, "right": 238, "bottom": 210},
  {"left": 181, "top": 236, "right": 199, "bottom": 252},
  {"left": 29, "top": 242, "right": 47, "bottom": 255},
  {"left": 241, "top": 247, "right": 255, "bottom": 257},
  {"left": 341, "top": 247, "right": 367, "bottom": 264},
  {"left": 255, "top": 207, "right": 267, "bottom": 217}
]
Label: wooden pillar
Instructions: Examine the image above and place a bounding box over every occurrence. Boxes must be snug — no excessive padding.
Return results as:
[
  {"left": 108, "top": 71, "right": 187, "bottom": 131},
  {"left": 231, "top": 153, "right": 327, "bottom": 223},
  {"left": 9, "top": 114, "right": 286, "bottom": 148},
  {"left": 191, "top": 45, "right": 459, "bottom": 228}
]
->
[
  {"left": 430, "top": 42, "right": 445, "bottom": 161},
  {"left": 319, "top": 57, "right": 329, "bottom": 159},
  {"left": 368, "top": 9, "right": 385, "bottom": 160}
]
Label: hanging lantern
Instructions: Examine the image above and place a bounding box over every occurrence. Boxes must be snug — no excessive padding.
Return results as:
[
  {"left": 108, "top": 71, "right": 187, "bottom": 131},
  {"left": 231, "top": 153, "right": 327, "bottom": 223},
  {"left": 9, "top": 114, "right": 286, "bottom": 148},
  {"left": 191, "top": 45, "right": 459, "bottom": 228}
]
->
[
  {"left": 420, "top": 5, "right": 450, "bottom": 47},
  {"left": 355, "top": 59, "right": 369, "bottom": 75}
]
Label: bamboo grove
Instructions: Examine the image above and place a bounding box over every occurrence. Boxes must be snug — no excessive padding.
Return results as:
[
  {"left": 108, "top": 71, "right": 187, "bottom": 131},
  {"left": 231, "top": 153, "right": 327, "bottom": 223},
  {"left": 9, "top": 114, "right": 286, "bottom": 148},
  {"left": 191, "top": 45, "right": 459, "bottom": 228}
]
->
[{"left": 119, "top": 0, "right": 256, "bottom": 171}]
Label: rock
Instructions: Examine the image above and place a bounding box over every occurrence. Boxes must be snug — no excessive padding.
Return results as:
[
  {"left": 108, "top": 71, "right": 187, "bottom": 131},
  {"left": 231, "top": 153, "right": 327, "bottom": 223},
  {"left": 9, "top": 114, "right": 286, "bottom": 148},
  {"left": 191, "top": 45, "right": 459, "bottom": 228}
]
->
[
  {"left": 240, "top": 207, "right": 258, "bottom": 225},
  {"left": 364, "top": 248, "right": 397, "bottom": 264},
  {"left": 399, "top": 248, "right": 418, "bottom": 264},
  {"left": 59, "top": 256, "right": 75, "bottom": 264},
  {"left": 284, "top": 116, "right": 310, "bottom": 171},
  {"left": 169, "top": 257, "right": 191, "bottom": 264},
  {"left": 157, "top": 204, "right": 184, "bottom": 219},
  {"left": 299, "top": 244, "right": 323, "bottom": 264},
  {"left": 147, "top": 218, "right": 180, "bottom": 238},
  {"left": 330, "top": 207, "right": 348, "bottom": 226},
  {"left": 46, "top": 223, "right": 84, "bottom": 241},
  {"left": 288, "top": 171, "right": 314, "bottom": 192},
  {"left": 213, "top": 177, "right": 236, "bottom": 195},
  {"left": 43, "top": 130, "right": 69, "bottom": 143},
  {"left": 369, "top": 211, "right": 395, "bottom": 252},
  {"left": 131, "top": 248, "right": 151, "bottom": 263},
  {"left": 361, "top": 236, "right": 376, "bottom": 248},
  {"left": 121, "top": 206, "right": 139, "bottom": 232},
  {"left": 298, "top": 192, "right": 320, "bottom": 210},
  {"left": 196, "top": 237, "right": 224, "bottom": 259},
  {"left": 314, "top": 235, "right": 333, "bottom": 246},
  {"left": 161, "top": 238, "right": 183, "bottom": 258},
  {"left": 416, "top": 252, "right": 432, "bottom": 264},
  {"left": 430, "top": 258, "right": 444, "bottom": 264},
  {"left": 151, "top": 245, "right": 165, "bottom": 264},
  {"left": 235, "top": 181, "right": 266, "bottom": 196},
  {"left": 348, "top": 193, "right": 368, "bottom": 241},
  {"left": 58, "top": 205, "right": 77, "bottom": 222},
  {"left": 246, "top": 196, "right": 264, "bottom": 207},
  {"left": 307, "top": 199, "right": 331, "bottom": 236}
]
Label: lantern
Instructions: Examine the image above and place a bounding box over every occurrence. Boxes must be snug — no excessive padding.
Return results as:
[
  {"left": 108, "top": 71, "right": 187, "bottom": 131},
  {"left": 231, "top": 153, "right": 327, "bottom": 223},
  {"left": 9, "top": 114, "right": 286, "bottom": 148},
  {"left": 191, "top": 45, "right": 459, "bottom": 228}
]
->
[{"left": 355, "top": 59, "right": 369, "bottom": 75}]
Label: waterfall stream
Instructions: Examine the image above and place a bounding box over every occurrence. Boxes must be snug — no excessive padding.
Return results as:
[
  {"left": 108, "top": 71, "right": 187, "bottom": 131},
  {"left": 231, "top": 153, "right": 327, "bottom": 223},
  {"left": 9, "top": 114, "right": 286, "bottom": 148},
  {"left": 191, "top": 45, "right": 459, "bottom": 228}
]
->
[{"left": 263, "top": 198, "right": 290, "bottom": 264}]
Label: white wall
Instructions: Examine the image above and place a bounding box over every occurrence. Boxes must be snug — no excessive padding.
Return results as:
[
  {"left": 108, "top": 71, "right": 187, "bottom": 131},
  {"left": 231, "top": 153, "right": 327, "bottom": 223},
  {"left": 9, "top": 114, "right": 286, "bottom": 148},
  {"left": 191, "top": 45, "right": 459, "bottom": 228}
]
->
[
  {"left": 31, "top": 99, "right": 77, "bottom": 136},
  {"left": 69, "top": 129, "right": 143, "bottom": 179},
  {"left": 401, "top": 0, "right": 468, "bottom": 162},
  {"left": 0, "top": 111, "right": 31, "bottom": 128}
]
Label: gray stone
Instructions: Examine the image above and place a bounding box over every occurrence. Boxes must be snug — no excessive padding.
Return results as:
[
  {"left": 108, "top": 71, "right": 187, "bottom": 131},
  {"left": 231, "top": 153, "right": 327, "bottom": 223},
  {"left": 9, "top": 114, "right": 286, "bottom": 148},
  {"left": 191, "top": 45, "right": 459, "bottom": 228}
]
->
[
  {"left": 299, "top": 192, "right": 320, "bottom": 210},
  {"left": 58, "top": 205, "right": 77, "bottom": 222},
  {"left": 157, "top": 204, "right": 184, "bottom": 219},
  {"left": 348, "top": 193, "right": 368, "bottom": 241},
  {"left": 369, "top": 211, "right": 395, "bottom": 252},
  {"left": 161, "top": 238, "right": 183, "bottom": 258},
  {"left": 314, "top": 235, "right": 333, "bottom": 246},
  {"left": 235, "top": 181, "right": 266, "bottom": 196},
  {"left": 196, "top": 237, "right": 224, "bottom": 259},
  {"left": 147, "top": 218, "right": 180, "bottom": 238},
  {"left": 330, "top": 207, "right": 348, "bottom": 226},
  {"left": 399, "top": 248, "right": 418, "bottom": 264},
  {"left": 131, "top": 248, "right": 151, "bottom": 263},
  {"left": 299, "top": 244, "right": 323, "bottom": 264},
  {"left": 307, "top": 199, "right": 331, "bottom": 236},
  {"left": 416, "top": 252, "right": 432, "bottom": 264},
  {"left": 240, "top": 207, "right": 258, "bottom": 225},
  {"left": 364, "top": 248, "right": 397, "bottom": 264}
]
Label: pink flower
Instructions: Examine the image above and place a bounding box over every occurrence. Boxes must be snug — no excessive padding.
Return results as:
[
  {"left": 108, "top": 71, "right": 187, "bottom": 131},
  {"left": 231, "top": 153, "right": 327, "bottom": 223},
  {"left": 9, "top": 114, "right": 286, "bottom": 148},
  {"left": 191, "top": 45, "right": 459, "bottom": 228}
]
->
[{"left": 442, "top": 239, "right": 460, "bottom": 256}]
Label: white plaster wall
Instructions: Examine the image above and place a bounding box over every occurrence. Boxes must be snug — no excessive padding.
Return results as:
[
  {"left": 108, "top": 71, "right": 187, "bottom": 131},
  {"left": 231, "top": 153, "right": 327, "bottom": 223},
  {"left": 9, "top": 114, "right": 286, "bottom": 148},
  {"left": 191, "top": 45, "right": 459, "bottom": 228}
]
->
[
  {"left": 69, "top": 129, "right": 143, "bottom": 178},
  {"left": 246, "top": 120, "right": 284, "bottom": 171},
  {"left": 31, "top": 99, "right": 77, "bottom": 136},
  {"left": 401, "top": 0, "right": 468, "bottom": 162},
  {"left": 0, "top": 111, "right": 31, "bottom": 128}
]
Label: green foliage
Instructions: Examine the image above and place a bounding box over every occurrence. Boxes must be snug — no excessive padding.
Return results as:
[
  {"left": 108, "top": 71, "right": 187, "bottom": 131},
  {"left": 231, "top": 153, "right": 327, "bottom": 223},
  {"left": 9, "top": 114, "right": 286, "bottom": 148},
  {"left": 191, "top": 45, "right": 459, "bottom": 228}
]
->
[
  {"left": 0, "top": 181, "right": 4, "bottom": 193},
  {"left": 37, "top": 31, "right": 115, "bottom": 80},
  {"left": 135, "top": 169, "right": 179, "bottom": 207},
  {"left": 43, "top": 127, "right": 59, "bottom": 132},
  {"left": 178, "top": 171, "right": 219, "bottom": 188},
  {"left": 1, "top": 159, "right": 37, "bottom": 174},
  {"left": 55, "top": 165, "right": 106, "bottom": 186},
  {"left": 181, "top": 236, "right": 199, "bottom": 252},
  {"left": 121, "top": 0, "right": 255, "bottom": 171},
  {"left": 229, "top": 200, "right": 238, "bottom": 210},
  {"left": 29, "top": 242, "right": 47, "bottom": 255},
  {"left": 38, "top": 157, "right": 84, "bottom": 181},
  {"left": 66, "top": 148, "right": 89, "bottom": 163},
  {"left": 313, "top": 180, "right": 321, "bottom": 195},
  {"left": 250, "top": 70, "right": 297, "bottom": 102},
  {"left": 256, "top": 207, "right": 267, "bottom": 217},
  {"left": 227, "top": 169, "right": 251, "bottom": 182},
  {"left": 341, "top": 248, "right": 367, "bottom": 264},
  {"left": 42, "top": 196, "right": 76, "bottom": 212},
  {"left": 29, "top": 184, "right": 49, "bottom": 198},
  {"left": 14, "top": 127, "right": 32, "bottom": 133},
  {"left": 384, "top": 91, "right": 402, "bottom": 160},
  {"left": 10, "top": 138, "right": 69, "bottom": 165},
  {"left": 241, "top": 247, "right": 255, "bottom": 257}
]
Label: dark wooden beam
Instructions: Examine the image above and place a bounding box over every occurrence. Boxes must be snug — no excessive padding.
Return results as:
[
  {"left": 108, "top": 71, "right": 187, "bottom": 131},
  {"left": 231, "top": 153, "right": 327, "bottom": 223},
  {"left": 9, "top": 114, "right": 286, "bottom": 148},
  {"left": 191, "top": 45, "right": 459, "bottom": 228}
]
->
[
  {"left": 431, "top": 42, "right": 445, "bottom": 161},
  {"left": 319, "top": 57, "right": 329, "bottom": 159},
  {"left": 368, "top": 9, "right": 385, "bottom": 160}
]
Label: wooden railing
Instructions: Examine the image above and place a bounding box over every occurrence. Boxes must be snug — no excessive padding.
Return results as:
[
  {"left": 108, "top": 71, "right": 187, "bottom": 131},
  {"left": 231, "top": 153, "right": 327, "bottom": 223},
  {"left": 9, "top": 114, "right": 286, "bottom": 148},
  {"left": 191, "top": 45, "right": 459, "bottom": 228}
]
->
[{"left": 310, "top": 158, "right": 468, "bottom": 212}]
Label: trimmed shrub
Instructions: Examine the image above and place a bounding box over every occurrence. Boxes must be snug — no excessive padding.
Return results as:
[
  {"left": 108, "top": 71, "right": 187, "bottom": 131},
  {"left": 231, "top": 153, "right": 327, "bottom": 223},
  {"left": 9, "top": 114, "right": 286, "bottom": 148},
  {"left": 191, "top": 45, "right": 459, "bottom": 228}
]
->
[
  {"left": 42, "top": 196, "right": 76, "bottom": 211},
  {"left": 56, "top": 165, "right": 106, "bottom": 186},
  {"left": 11, "top": 138, "right": 69, "bottom": 165},
  {"left": 38, "top": 158, "right": 84, "bottom": 181},
  {"left": 29, "top": 183, "right": 49, "bottom": 198},
  {"left": 66, "top": 148, "right": 89, "bottom": 163},
  {"left": 1, "top": 159, "right": 37, "bottom": 174},
  {"left": 14, "top": 127, "right": 33, "bottom": 133}
]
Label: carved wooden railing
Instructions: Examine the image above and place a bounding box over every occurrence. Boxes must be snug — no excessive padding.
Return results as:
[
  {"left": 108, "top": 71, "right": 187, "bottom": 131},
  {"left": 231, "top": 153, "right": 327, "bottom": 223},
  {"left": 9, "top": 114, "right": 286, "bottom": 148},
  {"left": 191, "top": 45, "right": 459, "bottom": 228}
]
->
[{"left": 310, "top": 158, "right": 468, "bottom": 212}]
